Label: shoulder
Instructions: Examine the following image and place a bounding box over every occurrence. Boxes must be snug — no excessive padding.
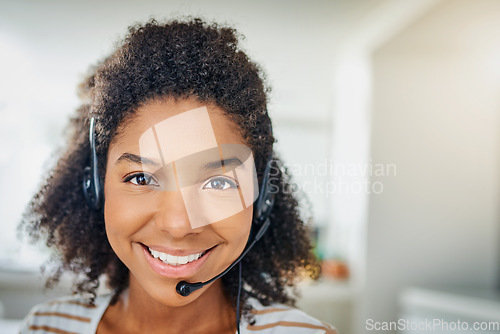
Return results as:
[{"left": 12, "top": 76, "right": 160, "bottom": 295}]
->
[
  {"left": 19, "top": 294, "right": 112, "bottom": 334},
  {"left": 243, "top": 298, "right": 337, "bottom": 334}
]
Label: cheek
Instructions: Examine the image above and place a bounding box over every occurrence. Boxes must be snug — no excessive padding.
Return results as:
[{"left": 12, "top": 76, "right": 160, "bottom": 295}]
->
[
  {"left": 217, "top": 206, "right": 253, "bottom": 254},
  {"left": 103, "top": 182, "right": 150, "bottom": 250}
]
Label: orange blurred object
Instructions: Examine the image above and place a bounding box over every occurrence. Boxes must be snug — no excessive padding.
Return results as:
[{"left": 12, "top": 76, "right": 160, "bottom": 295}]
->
[{"left": 321, "top": 260, "right": 349, "bottom": 279}]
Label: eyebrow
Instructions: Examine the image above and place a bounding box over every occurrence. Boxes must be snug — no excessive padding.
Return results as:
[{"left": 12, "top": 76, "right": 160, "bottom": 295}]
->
[
  {"left": 203, "top": 157, "right": 243, "bottom": 171},
  {"left": 116, "top": 153, "right": 244, "bottom": 170},
  {"left": 116, "top": 153, "right": 162, "bottom": 167}
]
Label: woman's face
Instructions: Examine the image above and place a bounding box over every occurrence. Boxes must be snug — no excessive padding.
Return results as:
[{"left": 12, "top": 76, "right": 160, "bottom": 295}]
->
[{"left": 104, "top": 98, "right": 255, "bottom": 306}]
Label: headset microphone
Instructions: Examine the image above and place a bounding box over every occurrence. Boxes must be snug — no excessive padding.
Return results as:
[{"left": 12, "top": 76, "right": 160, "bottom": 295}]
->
[{"left": 176, "top": 216, "right": 271, "bottom": 296}]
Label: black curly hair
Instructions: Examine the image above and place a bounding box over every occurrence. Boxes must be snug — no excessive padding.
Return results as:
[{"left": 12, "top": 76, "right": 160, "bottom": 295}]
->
[{"left": 21, "top": 17, "right": 320, "bottom": 322}]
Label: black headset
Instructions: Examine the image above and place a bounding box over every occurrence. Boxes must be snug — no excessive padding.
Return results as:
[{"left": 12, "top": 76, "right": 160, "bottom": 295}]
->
[{"left": 82, "top": 117, "right": 103, "bottom": 211}]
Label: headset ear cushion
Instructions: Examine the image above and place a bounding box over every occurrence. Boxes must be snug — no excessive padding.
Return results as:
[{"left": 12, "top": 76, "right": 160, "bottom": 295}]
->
[
  {"left": 83, "top": 166, "right": 98, "bottom": 210},
  {"left": 254, "top": 159, "right": 275, "bottom": 225}
]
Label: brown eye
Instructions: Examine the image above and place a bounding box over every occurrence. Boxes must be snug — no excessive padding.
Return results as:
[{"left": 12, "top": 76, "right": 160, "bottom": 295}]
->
[{"left": 124, "top": 173, "right": 159, "bottom": 187}]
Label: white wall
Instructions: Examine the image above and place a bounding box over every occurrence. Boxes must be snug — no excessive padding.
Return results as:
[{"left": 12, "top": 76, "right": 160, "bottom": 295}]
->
[{"left": 364, "top": 0, "right": 500, "bottom": 330}]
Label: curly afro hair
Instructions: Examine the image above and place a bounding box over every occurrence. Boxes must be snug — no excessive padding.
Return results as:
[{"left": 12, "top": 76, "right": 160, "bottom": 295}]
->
[{"left": 21, "top": 18, "right": 320, "bottom": 322}]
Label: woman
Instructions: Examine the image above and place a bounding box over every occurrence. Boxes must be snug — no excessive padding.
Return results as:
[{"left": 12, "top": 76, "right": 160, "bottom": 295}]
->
[{"left": 20, "top": 18, "right": 336, "bottom": 334}]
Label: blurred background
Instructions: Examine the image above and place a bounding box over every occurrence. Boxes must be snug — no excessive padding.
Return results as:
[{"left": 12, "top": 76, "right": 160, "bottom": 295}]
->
[{"left": 1, "top": 0, "right": 500, "bottom": 333}]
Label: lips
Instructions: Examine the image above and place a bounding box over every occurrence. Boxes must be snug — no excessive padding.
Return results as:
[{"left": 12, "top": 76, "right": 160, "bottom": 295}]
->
[{"left": 140, "top": 243, "right": 215, "bottom": 279}]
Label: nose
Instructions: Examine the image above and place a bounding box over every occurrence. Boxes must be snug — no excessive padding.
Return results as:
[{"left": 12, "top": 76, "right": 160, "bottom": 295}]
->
[{"left": 153, "top": 190, "right": 195, "bottom": 239}]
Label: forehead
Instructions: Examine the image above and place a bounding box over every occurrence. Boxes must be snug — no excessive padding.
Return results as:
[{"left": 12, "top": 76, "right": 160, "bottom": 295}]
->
[{"left": 110, "top": 98, "right": 246, "bottom": 154}]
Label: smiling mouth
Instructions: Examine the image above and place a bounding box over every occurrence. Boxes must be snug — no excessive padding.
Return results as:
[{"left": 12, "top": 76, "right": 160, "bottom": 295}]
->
[{"left": 144, "top": 245, "right": 213, "bottom": 266}]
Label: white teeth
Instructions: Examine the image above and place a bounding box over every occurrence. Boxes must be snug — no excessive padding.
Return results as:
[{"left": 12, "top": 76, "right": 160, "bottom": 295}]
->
[
  {"left": 166, "top": 254, "right": 177, "bottom": 265},
  {"left": 148, "top": 247, "right": 205, "bottom": 266}
]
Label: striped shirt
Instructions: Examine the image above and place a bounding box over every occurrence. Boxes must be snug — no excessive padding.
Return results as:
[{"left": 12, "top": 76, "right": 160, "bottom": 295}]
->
[{"left": 19, "top": 294, "right": 337, "bottom": 333}]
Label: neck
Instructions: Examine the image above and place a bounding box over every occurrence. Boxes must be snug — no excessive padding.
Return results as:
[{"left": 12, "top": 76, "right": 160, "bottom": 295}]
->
[{"left": 106, "top": 274, "right": 236, "bottom": 334}]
